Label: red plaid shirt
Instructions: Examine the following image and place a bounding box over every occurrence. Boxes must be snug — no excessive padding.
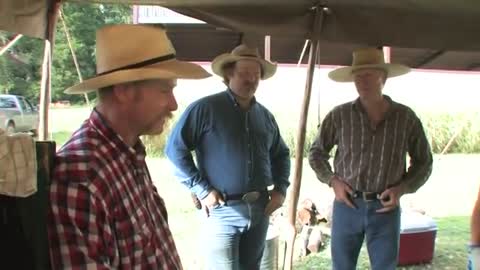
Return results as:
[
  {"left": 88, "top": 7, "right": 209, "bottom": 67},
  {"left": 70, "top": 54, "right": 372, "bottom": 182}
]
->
[{"left": 48, "top": 109, "right": 182, "bottom": 269}]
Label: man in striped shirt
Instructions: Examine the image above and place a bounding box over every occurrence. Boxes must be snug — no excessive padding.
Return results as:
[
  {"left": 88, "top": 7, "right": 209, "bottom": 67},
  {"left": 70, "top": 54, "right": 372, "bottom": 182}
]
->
[
  {"left": 47, "top": 24, "right": 210, "bottom": 269},
  {"left": 309, "top": 47, "right": 433, "bottom": 270}
]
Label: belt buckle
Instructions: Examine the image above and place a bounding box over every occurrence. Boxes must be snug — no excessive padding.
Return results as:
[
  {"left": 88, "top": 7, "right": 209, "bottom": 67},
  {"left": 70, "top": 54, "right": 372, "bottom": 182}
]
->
[
  {"left": 362, "top": 192, "right": 376, "bottom": 202},
  {"left": 242, "top": 191, "right": 260, "bottom": 203}
]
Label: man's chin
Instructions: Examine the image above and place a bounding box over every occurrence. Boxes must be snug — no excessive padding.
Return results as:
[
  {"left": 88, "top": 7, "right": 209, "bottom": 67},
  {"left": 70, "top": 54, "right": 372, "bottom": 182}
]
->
[
  {"left": 140, "top": 121, "right": 168, "bottom": 136},
  {"left": 142, "top": 127, "right": 164, "bottom": 136}
]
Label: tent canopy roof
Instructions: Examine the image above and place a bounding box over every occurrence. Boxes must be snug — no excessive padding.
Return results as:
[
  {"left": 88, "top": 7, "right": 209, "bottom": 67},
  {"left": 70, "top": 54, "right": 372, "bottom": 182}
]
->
[{"left": 2, "top": 0, "right": 480, "bottom": 70}]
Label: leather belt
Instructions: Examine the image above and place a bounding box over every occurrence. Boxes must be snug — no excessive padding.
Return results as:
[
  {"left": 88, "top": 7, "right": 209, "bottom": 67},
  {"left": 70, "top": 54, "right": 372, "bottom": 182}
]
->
[
  {"left": 352, "top": 191, "right": 380, "bottom": 202},
  {"left": 223, "top": 190, "right": 268, "bottom": 203}
]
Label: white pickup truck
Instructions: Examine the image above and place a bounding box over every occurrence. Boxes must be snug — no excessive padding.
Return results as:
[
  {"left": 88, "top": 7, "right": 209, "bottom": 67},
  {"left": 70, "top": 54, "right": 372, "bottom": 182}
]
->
[{"left": 0, "top": 94, "right": 39, "bottom": 135}]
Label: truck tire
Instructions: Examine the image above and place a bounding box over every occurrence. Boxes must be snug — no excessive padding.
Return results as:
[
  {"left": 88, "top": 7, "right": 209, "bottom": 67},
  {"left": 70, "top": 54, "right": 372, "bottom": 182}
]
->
[{"left": 6, "top": 122, "right": 15, "bottom": 134}]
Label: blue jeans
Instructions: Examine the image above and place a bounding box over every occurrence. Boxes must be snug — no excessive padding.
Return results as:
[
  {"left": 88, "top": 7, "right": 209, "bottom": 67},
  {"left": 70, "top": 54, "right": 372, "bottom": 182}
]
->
[
  {"left": 202, "top": 196, "right": 269, "bottom": 270},
  {"left": 331, "top": 198, "right": 401, "bottom": 270}
]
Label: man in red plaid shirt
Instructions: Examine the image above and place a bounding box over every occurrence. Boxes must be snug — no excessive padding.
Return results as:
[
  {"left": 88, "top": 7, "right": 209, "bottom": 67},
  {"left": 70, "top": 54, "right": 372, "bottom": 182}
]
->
[{"left": 47, "top": 24, "right": 210, "bottom": 269}]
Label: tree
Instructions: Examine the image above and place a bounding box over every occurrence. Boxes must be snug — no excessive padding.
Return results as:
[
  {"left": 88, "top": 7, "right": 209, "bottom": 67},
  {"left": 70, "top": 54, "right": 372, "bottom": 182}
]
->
[
  {"left": 0, "top": 32, "right": 44, "bottom": 101},
  {"left": 51, "top": 2, "right": 132, "bottom": 103},
  {"left": 0, "top": 2, "right": 132, "bottom": 104}
]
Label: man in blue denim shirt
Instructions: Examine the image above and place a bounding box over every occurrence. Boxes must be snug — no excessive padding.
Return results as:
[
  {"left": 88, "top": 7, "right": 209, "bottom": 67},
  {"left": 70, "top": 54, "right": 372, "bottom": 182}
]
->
[
  {"left": 469, "top": 186, "right": 480, "bottom": 270},
  {"left": 165, "top": 44, "right": 290, "bottom": 270}
]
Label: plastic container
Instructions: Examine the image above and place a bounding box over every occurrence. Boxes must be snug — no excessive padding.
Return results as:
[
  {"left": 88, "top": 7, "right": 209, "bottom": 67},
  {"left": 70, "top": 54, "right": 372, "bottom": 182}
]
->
[{"left": 398, "top": 211, "right": 437, "bottom": 266}]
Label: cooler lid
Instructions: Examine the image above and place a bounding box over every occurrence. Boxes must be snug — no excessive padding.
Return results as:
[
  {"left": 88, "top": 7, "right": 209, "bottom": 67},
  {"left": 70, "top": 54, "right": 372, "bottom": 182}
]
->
[
  {"left": 400, "top": 211, "right": 437, "bottom": 233},
  {"left": 266, "top": 224, "right": 280, "bottom": 241}
]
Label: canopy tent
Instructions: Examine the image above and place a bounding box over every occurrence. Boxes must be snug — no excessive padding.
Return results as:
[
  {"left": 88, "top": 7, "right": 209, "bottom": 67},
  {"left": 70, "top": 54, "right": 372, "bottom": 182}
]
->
[
  {"left": 4, "top": 1, "right": 480, "bottom": 49},
  {"left": 165, "top": 23, "right": 480, "bottom": 71},
  {"left": 1, "top": 1, "right": 480, "bottom": 269},
  {"left": 4, "top": 1, "right": 480, "bottom": 70}
]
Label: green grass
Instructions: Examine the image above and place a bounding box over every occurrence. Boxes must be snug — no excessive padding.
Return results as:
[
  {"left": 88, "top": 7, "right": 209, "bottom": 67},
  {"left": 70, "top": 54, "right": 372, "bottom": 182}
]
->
[
  {"left": 48, "top": 106, "right": 479, "bottom": 269},
  {"left": 147, "top": 155, "right": 478, "bottom": 269},
  {"left": 293, "top": 216, "right": 469, "bottom": 270},
  {"left": 51, "top": 131, "right": 72, "bottom": 147}
]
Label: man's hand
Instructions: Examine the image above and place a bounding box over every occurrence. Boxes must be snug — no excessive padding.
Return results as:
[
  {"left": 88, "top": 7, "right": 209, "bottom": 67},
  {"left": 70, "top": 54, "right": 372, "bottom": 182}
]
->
[
  {"left": 265, "top": 190, "right": 285, "bottom": 216},
  {"left": 201, "top": 189, "right": 225, "bottom": 217},
  {"left": 331, "top": 176, "right": 356, "bottom": 209},
  {"left": 376, "top": 185, "right": 405, "bottom": 213}
]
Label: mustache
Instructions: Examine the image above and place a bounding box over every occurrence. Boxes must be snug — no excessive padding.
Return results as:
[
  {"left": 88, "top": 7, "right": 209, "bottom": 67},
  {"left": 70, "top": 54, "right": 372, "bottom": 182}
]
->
[{"left": 163, "top": 112, "right": 174, "bottom": 120}]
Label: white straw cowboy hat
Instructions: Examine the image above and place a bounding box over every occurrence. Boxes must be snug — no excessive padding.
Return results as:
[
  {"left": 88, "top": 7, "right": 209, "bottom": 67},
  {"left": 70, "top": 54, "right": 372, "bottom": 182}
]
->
[
  {"left": 211, "top": 44, "right": 277, "bottom": 80},
  {"left": 65, "top": 24, "right": 211, "bottom": 94},
  {"left": 328, "top": 47, "right": 410, "bottom": 82}
]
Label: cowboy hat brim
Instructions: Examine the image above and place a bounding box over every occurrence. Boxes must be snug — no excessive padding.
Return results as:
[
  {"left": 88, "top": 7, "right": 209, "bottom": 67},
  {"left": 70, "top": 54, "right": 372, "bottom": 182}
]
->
[
  {"left": 211, "top": 54, "right": 277, "bottom": 80},
  {"left": 65, "top": 59, "right": 211, "bottom": 94},
  {"left": 328, "top": 63, "right": 410, "bottom": 82}
]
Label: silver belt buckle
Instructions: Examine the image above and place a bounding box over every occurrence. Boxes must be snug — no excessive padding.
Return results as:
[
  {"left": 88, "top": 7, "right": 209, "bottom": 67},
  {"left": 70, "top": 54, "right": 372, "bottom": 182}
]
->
[
  {"left": 362, "top": 192, "right": 376, "bottom": 202},
  {"left": 242, "top": 191, "right": 260, "bottom": 203}
]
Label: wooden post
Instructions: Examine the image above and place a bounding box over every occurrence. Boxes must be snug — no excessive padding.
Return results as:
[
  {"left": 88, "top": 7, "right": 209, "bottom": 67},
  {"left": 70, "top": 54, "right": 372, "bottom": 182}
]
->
[
  {"left": 264, "top": 35, "right": 271, "bottom": 61},
  {"left": 383, "top": 46, "right": 391, "bottom": 63},
  {"left": 38, "top": 1, "right": 61, "bottom": 141},
  {"left": 283, "top": 6, "right": 325, "bottom": 270}
]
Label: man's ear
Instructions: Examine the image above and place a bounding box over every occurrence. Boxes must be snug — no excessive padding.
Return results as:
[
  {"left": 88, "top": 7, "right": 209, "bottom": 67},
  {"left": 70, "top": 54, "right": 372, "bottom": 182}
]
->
[{"left": 112, "top": 83, "right": 134, "bottom": 104}]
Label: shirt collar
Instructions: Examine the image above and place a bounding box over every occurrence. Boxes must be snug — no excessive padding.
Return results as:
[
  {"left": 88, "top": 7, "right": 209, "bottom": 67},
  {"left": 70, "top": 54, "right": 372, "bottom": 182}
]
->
[
  {"left": 89, "top": 108, "right": 146, "bottom": 162},
  {"left": 225, "top": 88, "right": 257, "bottom": 108},
  {"left": 352, "top": 95, "right": 398, "bottom": 115}
]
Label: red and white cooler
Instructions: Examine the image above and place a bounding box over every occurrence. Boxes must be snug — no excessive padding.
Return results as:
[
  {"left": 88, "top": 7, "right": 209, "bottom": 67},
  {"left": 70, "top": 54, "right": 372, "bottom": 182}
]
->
[{"left": 398, "top": 211, "right": 437, "bottom": 266}]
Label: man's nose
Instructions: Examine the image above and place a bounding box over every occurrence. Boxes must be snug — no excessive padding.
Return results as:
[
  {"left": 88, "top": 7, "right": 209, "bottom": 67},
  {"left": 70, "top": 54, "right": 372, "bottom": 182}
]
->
[
  {"left": 246, "top": 74, "right": 257, "bottom": 82},
  {"left": 168, "top": 93, "right": 178, "bottom": 111}
]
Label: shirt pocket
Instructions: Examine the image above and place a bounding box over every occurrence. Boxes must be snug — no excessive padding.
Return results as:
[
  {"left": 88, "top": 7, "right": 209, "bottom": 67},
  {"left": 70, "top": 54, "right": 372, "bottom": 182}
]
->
[
  {"left": 253, "top": 129, "right": 274, "bottom": 179},
  {"left": 115, "top": 205, "right": 155, "bottom": 255},
  {"left": 253, "top": 127, "right": 274, "bottom": 152}
]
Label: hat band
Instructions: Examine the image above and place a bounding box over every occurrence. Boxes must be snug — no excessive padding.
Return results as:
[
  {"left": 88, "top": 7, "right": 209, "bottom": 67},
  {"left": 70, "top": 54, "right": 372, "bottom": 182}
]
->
[
  {"left": 239, "top": 54, "right": 259, "bottom": 58},
  {"left": 97, "top": 53, "right": 176, "bottom": 76}
]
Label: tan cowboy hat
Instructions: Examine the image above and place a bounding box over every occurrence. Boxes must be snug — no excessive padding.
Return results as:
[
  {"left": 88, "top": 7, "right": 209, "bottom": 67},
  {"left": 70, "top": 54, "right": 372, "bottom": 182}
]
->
[
  {"left": 65, "top": 24, "right": 211, "bottom": 94},
  {"left": 211, "top": 44, "right": 277, "bottom": 80},
  {"left": 328, "top": 47, "right": 410, "bottom": 82}
]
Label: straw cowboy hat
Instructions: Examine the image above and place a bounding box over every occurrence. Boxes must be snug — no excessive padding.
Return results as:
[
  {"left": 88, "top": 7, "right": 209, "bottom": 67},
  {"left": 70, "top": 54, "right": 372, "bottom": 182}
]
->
[
  {"left": 65, "top": 24, "right": 211, "bottom": 94},
  {"left": 328, "top": 47, "right": 410, "bottom": 82},
  {"left": 211, "top": 44, "right": 277, "bottom": 80}
]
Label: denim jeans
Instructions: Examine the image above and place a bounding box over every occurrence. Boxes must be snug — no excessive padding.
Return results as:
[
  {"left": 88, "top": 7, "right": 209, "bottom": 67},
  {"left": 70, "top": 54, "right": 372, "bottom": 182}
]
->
[
  {"left": 331, "top": 198, "right": 401, "bottom": 270},
  {"left": 202, "top": 196, "right": 269, "bottom": 270},
  {"left": 467, "top": 244, "right": 480, "bottom": 270}
]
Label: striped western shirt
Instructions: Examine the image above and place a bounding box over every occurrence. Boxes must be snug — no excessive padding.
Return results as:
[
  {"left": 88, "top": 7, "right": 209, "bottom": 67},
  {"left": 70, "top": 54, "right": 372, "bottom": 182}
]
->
[
  {"left": 309, "top": 96, "right": 433, "bottom": 193},
  {"left": 48, "top": 109, "right": 182, "bottom": 269}
]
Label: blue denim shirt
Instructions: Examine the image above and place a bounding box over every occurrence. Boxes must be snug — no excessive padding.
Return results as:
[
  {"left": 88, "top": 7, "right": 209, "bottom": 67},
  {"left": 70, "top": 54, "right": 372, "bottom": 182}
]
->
[{"left": 165, "top": 89, "right": 290, "bottom": 200}]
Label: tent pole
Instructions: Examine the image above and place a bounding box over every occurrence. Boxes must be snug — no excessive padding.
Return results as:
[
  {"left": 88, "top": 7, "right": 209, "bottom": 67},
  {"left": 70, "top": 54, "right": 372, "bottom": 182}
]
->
[
  {"left": 383, "top": 46, "right": 391, "bottom": 63},
  {"left": 59, "top": 9, "right": 90, "bottom": 107},
  {"left": 284, "top": 6, "right": 325, "bottom": 270},
  {"left": 297, "top": 40, "right": 309, "bottom": 67},
  {"left": 38, "top": 0, "right": 61, "bottom": 141},
  {"left": 0, "top": 34, "right": 23, "bottom": 56},
  {"left": 265, "top": 35, "right": 271, "bottom": 61}
]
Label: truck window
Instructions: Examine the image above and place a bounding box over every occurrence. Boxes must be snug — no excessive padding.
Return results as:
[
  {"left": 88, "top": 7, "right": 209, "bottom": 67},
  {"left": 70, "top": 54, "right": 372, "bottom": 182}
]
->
[
  {"left": 25, "top": 100, "right": 35, "bottom": 111},
  {"left": 19, "top": 98, "right": 32, "bottom": 112},
  {"left": 0, "top": 97, "right": 17, "bottom": 109}
]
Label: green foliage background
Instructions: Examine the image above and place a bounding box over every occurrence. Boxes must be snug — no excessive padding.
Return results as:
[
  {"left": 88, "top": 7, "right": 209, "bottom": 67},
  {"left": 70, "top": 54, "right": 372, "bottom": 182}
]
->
[{"left": 0, "top": 2, "right": 132, "bottom": 104}]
